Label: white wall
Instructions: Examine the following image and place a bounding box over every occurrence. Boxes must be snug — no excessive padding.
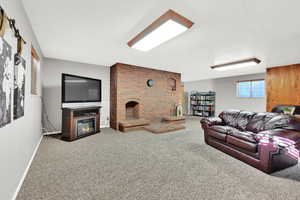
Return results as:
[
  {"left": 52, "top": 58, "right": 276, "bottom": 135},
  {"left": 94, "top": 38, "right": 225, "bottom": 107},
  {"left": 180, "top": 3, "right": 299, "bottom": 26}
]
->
[
  {"left": 184, "top": 73, "right": 266, "bottom": 115},
  {"left": 214, "top": 73, "right": 266, "bottom": 114},
  {"left": 0, "top": 0, "right": 43, "bottom": 199},
  {"left": 184, "top": 79, "right": 215, "bottom": 93},
  {"left": 42, "top": 58, "right": 110, "bottom": 130}
]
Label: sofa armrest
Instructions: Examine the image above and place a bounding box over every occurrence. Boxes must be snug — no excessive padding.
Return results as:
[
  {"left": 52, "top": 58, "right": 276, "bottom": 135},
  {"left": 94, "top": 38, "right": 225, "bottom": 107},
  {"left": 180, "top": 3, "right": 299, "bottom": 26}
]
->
[
  {"left": 200, "top": 117, "right": 223, "bottom": 128},
  {"left": 256, "top": 129, "right": 297, "bottom": 148},
  {"left": 256, "top": 129, "right": 299, "bottom": 173}
]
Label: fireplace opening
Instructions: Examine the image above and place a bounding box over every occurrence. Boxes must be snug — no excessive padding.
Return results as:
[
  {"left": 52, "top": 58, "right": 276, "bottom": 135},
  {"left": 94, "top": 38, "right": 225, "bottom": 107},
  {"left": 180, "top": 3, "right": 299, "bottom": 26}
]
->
[
  {"left": 76, "top": 117, "right": 96, "bottom": 137},
  {"left": 126, "top": 101, "right": 139, "bottom": 120}
]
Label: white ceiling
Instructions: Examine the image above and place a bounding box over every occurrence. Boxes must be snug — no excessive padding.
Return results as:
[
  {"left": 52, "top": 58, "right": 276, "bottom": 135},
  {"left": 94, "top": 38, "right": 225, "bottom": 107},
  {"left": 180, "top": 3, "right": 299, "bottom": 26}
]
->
[{"left": 22, "top": 0, "right": 300, "bottom": 82}]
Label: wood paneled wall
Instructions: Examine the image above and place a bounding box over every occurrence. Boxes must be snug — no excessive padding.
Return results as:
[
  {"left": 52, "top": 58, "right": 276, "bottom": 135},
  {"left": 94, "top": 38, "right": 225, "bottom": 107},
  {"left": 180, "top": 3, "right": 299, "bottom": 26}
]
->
[{"left": 266, "top": 64, "right": 300, "bottom": 111}]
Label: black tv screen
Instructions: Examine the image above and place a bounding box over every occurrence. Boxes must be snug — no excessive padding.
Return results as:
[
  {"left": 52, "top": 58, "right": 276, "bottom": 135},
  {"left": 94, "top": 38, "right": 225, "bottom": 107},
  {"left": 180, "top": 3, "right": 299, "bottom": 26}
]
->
[{"left": 62, "top": 74, "right": 101, "bottom": 103}]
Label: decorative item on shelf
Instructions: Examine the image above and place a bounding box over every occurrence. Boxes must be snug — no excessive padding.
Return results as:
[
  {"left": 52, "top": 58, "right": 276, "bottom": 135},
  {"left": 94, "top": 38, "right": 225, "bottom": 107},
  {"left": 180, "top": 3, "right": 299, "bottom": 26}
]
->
[
  {"left": 176, "top": 103, "right": 183, "bottom": 117},
  {"left": 147, "top": 79, "right": 154, "bottom": 87}
]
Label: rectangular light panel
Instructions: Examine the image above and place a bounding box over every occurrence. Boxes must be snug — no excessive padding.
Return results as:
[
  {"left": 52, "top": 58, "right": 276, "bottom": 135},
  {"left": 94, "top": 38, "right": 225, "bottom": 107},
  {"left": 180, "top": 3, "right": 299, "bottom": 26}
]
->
[
  {"left": 128, "top": 9, "right": 194, "bottom": 51},
  {"left": 131, "top": 19, "right": 188, "bottom": 51},
  {"left": 213, "top": 61, "right": 258, "bottom": 71},
  {"left": 211, "top": 58, "right": 261, "bottom": 71}
]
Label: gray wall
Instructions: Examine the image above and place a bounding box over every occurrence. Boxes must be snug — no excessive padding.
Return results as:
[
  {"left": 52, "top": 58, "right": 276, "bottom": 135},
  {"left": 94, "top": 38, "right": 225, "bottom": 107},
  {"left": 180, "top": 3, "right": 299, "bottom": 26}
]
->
[
  {"left": 184, "top": 73, "right": 266, "bottom": 115},
  {"left": 0, "top": 0, "right": 43, "bottom": 199},
  {"left": 42, "top": 58, "right": 110, "bottom": 130}
]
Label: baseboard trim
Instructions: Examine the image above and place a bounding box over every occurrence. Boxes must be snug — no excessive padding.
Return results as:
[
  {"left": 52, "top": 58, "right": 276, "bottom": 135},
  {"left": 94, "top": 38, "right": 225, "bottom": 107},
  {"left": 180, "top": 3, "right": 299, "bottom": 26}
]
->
[
  {"left": 43, "top": 131, "right": 61, "bottom": 136},
  {"left": 12, "top": 135, "right": 43, "bottom": 200},
  {"left": 43, "top": 126, "right": 110, "bottom": 136}
]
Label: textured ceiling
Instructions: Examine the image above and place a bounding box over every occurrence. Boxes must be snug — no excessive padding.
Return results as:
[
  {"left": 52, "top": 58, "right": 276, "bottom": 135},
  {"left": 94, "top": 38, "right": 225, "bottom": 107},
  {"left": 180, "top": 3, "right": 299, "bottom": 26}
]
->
[{"left": 22, "top": 0, "right": 300, "bottom": 81}]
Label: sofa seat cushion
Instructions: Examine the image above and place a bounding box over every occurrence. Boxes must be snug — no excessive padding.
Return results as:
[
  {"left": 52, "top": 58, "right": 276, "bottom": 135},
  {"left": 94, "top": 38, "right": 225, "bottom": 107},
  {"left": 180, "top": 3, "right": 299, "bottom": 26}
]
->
[
  {"left": 207, "top": 129, "right": 227, "bottom": 141},
  {"left": 209, "top": 125, "right": 238, "bottom": 134},
  {"left": 228, "top": 129, "right": 257, "bottom": 143},
  {"left": 207, "top": 125, "right": 239, "bottom": 141},
  {"left": 227, "top": 135, "right": 258, "bottom": 153}
]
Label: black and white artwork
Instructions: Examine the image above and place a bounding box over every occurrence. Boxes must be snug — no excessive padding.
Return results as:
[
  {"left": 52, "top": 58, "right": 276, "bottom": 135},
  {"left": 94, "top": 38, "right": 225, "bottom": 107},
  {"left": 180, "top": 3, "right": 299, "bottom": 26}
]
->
[
  {"left": 0, "top": 37, "right": 13, "bottom": 128},
  {"left": 13, "top": 56, "right": 26, "bottom": 120}
]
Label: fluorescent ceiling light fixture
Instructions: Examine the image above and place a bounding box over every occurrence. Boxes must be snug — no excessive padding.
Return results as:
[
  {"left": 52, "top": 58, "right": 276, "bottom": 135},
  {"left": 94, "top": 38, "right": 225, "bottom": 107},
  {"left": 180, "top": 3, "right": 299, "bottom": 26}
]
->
[
  {"left": 128, "top": 9, "right": 194, "bottom": 51},
  {"left": 131, "top": 20, "right": 188, "bottom": 51},
  {"left": 211, "top": 58, "right": 261, "bottom": 71}
]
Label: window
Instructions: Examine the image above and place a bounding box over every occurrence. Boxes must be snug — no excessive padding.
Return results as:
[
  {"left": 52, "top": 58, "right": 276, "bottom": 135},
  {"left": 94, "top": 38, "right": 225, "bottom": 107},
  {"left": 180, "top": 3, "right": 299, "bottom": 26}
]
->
[
  {"left": 31, "top": 46, "right": 40, "bottom": 95},
  {"left": 237, "top": 79, "right": 265, "bottom": 98}
]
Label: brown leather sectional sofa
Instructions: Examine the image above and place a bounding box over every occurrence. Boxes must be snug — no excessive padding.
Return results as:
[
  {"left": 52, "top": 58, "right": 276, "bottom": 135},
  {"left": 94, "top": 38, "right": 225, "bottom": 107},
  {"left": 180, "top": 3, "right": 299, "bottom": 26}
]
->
[{"left": 201, "top": 110, "right": 300, "bottom": 173}]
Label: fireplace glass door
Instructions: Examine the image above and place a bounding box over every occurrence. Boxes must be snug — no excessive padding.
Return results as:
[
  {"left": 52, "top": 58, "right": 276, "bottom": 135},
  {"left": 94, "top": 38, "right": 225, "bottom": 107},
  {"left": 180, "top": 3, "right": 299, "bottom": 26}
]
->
[{"left": 76, "top": 117, "right": 96, "bottom": 137}]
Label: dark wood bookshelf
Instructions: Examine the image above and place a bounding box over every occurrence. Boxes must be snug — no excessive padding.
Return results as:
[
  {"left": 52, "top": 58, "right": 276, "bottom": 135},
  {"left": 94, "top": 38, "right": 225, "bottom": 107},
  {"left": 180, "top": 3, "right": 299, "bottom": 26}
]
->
[{"left": 190, "top": 91, "right": 216, "bottom": 117}]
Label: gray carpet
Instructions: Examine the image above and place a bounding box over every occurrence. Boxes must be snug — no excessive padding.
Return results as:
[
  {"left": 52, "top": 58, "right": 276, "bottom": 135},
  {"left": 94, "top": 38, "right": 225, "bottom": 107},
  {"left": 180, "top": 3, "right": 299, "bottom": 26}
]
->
[{"left": 17, "top": 118, "right": 300, "bottom": 200}]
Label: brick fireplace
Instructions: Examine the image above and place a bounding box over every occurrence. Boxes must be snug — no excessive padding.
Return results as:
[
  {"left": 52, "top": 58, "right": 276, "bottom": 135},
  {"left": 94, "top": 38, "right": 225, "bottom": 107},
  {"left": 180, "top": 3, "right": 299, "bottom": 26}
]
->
[
  {"left": 110, "top": 63, "right": 182, "bottom": 130},
  {"left": 125, "top": 101, "right": 140, "bottom": 120}
]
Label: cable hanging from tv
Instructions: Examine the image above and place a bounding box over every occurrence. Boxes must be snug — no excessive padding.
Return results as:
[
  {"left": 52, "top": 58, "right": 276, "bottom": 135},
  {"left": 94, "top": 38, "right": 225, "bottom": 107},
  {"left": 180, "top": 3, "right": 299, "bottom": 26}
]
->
[{"left": 41, "top": 98, "right": 60, "bottom": 135}]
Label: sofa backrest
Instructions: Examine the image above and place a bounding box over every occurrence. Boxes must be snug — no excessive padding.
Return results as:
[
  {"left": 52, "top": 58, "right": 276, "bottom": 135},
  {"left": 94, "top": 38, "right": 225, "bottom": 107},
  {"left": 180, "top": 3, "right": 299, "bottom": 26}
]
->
[
  {"left": 235, "top": 111, "right": 256, "bottom": 130},
  {"left": 246, "top": 112, "right": 291, "bottom": 133},
  {"left": 218, "top": 110, "right": 241, "bottom": 128},
  {"left": 219, "top": 110, "right": 291, "bottom": 133}
]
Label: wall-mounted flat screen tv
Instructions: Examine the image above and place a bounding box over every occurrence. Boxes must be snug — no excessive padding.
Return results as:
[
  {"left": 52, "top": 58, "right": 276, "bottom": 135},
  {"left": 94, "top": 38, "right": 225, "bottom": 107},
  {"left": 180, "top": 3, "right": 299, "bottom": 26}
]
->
[{"left": 62, "top": 73, "right": 101, "bottom": 103}]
